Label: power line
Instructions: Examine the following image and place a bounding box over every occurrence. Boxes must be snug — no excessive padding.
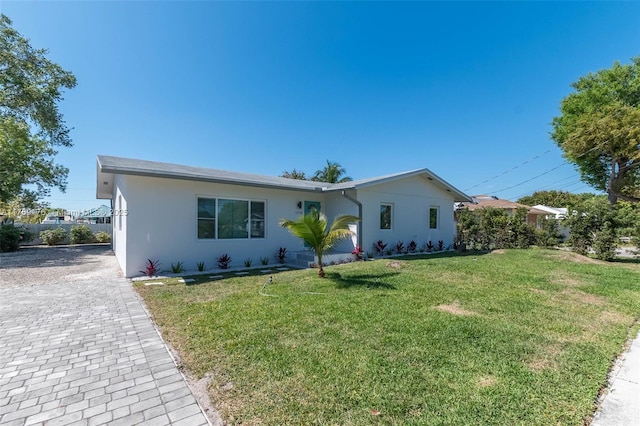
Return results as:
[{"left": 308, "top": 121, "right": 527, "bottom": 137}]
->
[
  {"left": 463, "top": 148, "right": 554, "bottom": 191},
  {"left": 491, "top": 162, "right": 569, "bottom": 195}
]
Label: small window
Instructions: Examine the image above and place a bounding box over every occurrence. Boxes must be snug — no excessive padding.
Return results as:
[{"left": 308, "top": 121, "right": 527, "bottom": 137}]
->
[
  {"left": 198, "top": 198, "right": 216, "bottom": 239},
  {"left": 429, "top": 207, "right": 439, "bottom": 229},
  {"left": 250, "top": 201, "right": 265, "bottom": 238},
  {"left": 380, "top": 204, "right": 392, "bottom": 230}
]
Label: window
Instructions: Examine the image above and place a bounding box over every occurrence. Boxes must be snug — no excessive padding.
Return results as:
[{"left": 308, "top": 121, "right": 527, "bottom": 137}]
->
[
  {"left": 250, "top": 201, "right": 265, "bottom": 238},
  {"left": 198, "top": 198, "right": 216, "bottom": 239},
  {"left": 380, "top": 204, "right": 392, "bottom": 230},
  {"left": 197, "top": 197, "right": 265, "bottom": 239},
  {"left": 429, "top": 206, "right": 439, "bottom": 229}
]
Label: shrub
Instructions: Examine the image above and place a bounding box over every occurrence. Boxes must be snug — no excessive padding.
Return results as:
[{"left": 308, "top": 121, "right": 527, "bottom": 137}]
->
[
  {"left": 426, "top": 241, "right": 434, "bottom": 252},
  {"left": 140, "top": 259, "right": 160, "bottom": 277},
  {"left": 244, "top": 258, "right": 253, "bottom": 267},
  {"left": 70, "top": 225, "right": 95, "bottom": 244},
  {"left": 352, "top": 245, "right": 364, "bottom": 260},
  {"left": 94, "top": 231, "right": 111, "bottom": 243},
  {"left": 40, "top": 228, "right": 67, "bottom": 246},
  {"left": 260, "top": 256, "right": 269, "bottom": 265},
  {"left": 197, "top": 261, "right": 206, "bottom": 271},
  {"left": 171, "top": 261, "right": 185, "bottom": 273},
  {"left": 408, "top": 240, "right": 417, "bottom": 253},
  {"left": 0, "top": 225, "right": 21, "bottom": 252},
  {"left": 593, "top": 223, "right": 617, "bottom": 261},
  {"left": 218, "top": 254, "right": 232, "bottom": 269},
  {"left": 276, "top": 247, "right": 287, "bottom": 264},
  {"left": 395, "top": 241, "right": 405, "bottom": 254},
  {"left": 373, "top": 240, "right": 387, "bottom": 255},
  {"left": 437, "top": 240, "right": 445, "bottom": 251},
  {"left": 535, "top": 218, "right": 562, "bottom": 248}
]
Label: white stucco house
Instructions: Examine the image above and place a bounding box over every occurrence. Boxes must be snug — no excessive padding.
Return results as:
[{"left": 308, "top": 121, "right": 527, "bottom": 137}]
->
[{"left": 96, "top": 155, "right": 472, "bottom": 277}]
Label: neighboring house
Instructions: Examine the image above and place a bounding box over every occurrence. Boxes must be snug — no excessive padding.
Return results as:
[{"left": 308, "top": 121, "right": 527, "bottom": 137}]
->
[
  {"left": 78, "top": 205, "right": 112, "bottom": 224},
  {"left": 532, "top": 205, "right": 568, "bottom": 220},
  {"left": 41, "top": 212, "right": 74, "bottom": 224},
  {"left": 532, "top": 205, "right": 570, "bottom": 238},
  {"left": 96, "top": 155, "right": 472, "bottom": 277},
  {"left": 457, "top": 195, "right": 548, "bottom": 227}
]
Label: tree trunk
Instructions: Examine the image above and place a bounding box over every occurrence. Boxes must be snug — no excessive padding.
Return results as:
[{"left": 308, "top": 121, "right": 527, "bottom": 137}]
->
[{"left": 317, "top": 252, "right": 325, "bottom": 278}]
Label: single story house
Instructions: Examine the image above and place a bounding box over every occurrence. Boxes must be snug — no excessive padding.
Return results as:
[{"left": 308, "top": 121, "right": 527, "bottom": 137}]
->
[
  {"left": 77, "top": 205, "right": 112, "bottom": 224},
  {"left": 532, "top": 205, "right": 570, "bottom": 238},
  {"left": 96, "top": 155, "right": 472, "bottom": 277},
  {"left": 457, "top": 195, "right": 549, "bottom": 227}
]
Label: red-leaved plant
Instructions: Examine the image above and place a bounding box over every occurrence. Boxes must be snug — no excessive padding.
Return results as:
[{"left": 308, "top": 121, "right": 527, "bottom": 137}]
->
[
  {"left": 352, "top": 245, "right": 364, "bottom": 260},
  {"left": 140, "top": 259, "right": 160, "bottom": 277},
  {"left": 373, "top": 240, "right": 387, "bottom": 255},
  {"left": 217, "top": 254, "right": 231, "bottom": 269},
  {"left": 277, "top": 247, "right": 287, "bottom": 264}
]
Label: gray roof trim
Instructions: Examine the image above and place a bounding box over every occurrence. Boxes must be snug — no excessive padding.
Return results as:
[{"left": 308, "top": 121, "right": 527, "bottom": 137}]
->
[
  {"left": 327, "top": 169, "right": 472, "bottom": 202},
  {"left": 97, "top": 155, "right": 326, "bottom": 192},
  {"left": 96, "top": 155, "right": 472, "bottom": 201}
]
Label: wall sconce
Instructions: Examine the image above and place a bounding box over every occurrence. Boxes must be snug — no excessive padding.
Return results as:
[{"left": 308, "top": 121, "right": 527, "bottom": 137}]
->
[{"left": 297, "top": 201, "right": 302, "bottom": 209}]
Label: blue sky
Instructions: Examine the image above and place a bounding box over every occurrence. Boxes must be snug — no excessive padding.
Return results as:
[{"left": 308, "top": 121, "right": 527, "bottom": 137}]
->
[{"left": 2, "top": 1, "right": 639, "bottom": 210}]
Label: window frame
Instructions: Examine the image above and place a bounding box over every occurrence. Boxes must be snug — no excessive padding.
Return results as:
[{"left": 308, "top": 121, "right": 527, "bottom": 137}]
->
[
  {"left": 196, "top": 196, "right": 266, "bottom": 240},
  {"left": 380, "top": 203, "right": 393, "bottom": 230},
  {"left": 429, "top": 206, "right": 439, "bottom": 229}
]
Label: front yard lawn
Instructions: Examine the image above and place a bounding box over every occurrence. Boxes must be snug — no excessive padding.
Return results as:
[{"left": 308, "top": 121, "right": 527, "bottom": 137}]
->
[{"left": 135, "top": 249, "right": 640, "bottom": 425}]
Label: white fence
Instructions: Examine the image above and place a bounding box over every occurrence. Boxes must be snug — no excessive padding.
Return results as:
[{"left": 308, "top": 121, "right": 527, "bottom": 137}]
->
[{"left": 19, "top": 224, "right": 112, "bottom": 246}]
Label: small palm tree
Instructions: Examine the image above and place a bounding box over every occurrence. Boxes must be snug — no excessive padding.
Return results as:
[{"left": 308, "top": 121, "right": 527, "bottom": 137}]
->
[{"left": 280, "top": 209, "right": 359, "bottom": 278}]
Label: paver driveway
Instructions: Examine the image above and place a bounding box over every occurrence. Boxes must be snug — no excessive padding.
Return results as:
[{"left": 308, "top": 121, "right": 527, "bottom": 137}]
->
[{"left": 0, "top": 245, "right": 214, "bottom": 425}]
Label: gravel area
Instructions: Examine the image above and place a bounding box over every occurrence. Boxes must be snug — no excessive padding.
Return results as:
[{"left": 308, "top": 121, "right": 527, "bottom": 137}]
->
[{"left": 0, "top": 244, "right": 121, "bottom": 287}]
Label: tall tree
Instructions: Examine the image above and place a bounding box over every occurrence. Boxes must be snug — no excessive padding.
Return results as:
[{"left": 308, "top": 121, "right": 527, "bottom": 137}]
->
[
  {"left": 0, "top": 14, "right": 77, "bottom": 203},
  {"left": 517, "top": 190, "right": 594, "bottom": 209},
  {"left": 280, "top": 209, "right": 359, "bottom": 278},
  {"left": 311, "top": 160, "right": 353, "bottom": 183},
  {"left": 280, "top": 169, "right": 307, "bottom": 180},
  {"left": 551, "top": 56, "right": 640, "bottom": 205}
]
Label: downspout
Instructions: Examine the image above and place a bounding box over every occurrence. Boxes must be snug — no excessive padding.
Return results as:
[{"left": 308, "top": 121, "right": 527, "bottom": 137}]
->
[{"left": 341, "top": 190, "right": 362, "bottom": 248}]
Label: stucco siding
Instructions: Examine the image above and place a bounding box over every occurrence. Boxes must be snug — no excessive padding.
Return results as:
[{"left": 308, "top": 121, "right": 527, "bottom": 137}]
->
[
  {"left": 116, "top": 174, "right": 329, "bottom": 277},
  {"left": 357, "top": 176, "right": 456, "bottom": 253}
]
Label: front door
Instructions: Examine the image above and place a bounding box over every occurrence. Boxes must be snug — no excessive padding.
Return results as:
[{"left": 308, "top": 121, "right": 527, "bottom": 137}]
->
[
  {"left": 303, "top": 201, "right": 321, "bottom": 249},
  {"left": 304, "top": 201, "right": 321, "bottom": 214}
]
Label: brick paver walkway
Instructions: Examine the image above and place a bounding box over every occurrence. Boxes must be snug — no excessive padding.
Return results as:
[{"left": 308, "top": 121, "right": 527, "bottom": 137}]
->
[{"left": 0, "top": 253, "right": 211, "bottom": 425}]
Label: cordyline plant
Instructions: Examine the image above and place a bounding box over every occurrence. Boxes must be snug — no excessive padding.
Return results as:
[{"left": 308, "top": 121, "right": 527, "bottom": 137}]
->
[{"left": 280, "top": 209, "right": 359, "bottom": 278}]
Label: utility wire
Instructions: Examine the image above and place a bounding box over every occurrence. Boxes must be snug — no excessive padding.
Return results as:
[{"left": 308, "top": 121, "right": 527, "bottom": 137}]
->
[
  {"left": 463, "top": 148, "right": 554, "bottom": 191},
  {"left": 486, "top": 144, "right": 605, "bottom": 196}
]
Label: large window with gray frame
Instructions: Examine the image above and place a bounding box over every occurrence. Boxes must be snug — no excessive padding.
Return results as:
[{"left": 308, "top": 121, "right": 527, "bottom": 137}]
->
[{"left": 198, "top": 197, "right": 265, "bottom": 239}]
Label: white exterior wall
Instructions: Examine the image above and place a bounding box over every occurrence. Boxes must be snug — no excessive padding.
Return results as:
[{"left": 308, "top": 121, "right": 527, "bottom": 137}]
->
[
  {"left": 324, "top": 191, "right": 359, "bottom": 253},
  {"left": 112, "top": 174, "right": 128, "bottom": 274},
  {"left": 357, "top": 176, "right": 456, "bottom": 253},
  {"left": 115, "top": 174, "right": 327, "bottom": 277}
]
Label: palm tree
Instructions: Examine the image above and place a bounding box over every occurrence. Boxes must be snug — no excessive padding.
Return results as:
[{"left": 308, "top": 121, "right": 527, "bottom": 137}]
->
[
  {"left": 311, "top": 160, "right": 352, "bottom": 183},
  {"left": 280, "top": 209, "right": 359, "bottom": 278}
]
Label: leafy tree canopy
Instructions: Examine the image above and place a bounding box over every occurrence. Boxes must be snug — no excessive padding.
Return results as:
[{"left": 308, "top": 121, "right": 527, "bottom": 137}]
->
[
  {"left": 517, "top": 190, "right": 594, "bottom": 209},
  {"left": 551, "top": 56, "right": 640, "bottom": 204},
  {"left": 280, "top": 169, "right": 307, "bottom": 180},
  {"left": 311, "top": 160, "right": 352, "bottom": 183},
  {"left": 0, "top": 14, "right": 76, "bottom": 203},
  {"left": 280, "top": 160, "right": 353, "bottom": 183}
]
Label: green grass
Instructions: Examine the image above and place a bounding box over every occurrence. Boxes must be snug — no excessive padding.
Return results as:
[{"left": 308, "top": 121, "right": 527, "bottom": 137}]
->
[{"left": 135, "top": 249, "right": 640, "bottom": 425}]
